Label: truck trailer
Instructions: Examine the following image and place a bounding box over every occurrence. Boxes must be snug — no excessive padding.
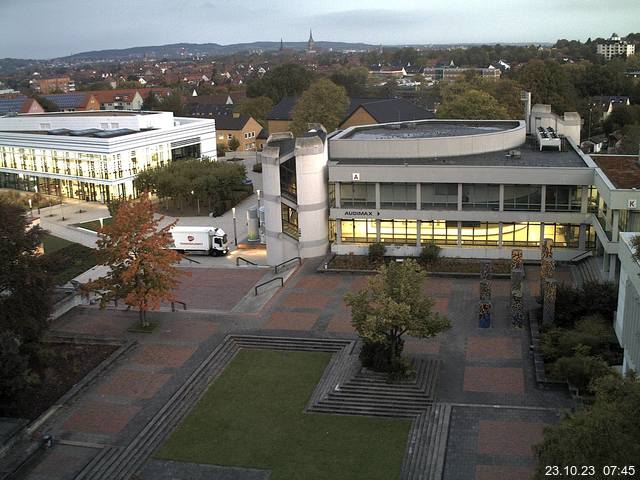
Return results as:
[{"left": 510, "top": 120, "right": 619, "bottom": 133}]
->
[{"left": 169, "top": 226, "right": 229, "bottom": 256}]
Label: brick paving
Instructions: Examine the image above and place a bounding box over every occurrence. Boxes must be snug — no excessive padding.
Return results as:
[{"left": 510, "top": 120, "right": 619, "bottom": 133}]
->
[
  {"left": 98, "top": 369, "right": 171, "bottom": 399},
  {"left": 14, "top": 260, "right": 576, "bottom": 480},
  {"left": 169, "top": 267, "right": 266, "bottom": 311},
  {"left": 463, "top": 366, "right": 525, "bottom": 395},
  {"left": 63, "top": 401, "right": 142, "bottom": 435},
  {"left": 24, "top": 445, "right": 96, "bottom": 480},
  {"left": 132, "top": 344, "right": 197, "bottom": 368},
  {"left": 466, "top": 336, "right": 522, "bottom": 359}
]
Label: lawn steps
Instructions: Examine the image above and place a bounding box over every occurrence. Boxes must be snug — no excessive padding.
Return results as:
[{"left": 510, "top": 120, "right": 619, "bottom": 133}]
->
[
  {"left": 73, "top": 335, "right": 352, "bottom": 480},
  {"left": 309, "top": 358, "right": 440, "bottom": 418},
  {"left": 401, "top": 403, "right": 452, "bottom": 480}
]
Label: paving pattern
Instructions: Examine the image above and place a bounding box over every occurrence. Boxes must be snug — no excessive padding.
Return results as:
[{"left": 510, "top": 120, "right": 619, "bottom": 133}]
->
[{"left": 8, "top": 259, "right": 575, "bottom": 480}]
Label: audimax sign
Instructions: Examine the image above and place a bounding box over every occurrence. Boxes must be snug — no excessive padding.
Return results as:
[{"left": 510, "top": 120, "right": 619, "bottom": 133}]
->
[{"left": 343, "top": 210, "right": 381, "bottom": 218}]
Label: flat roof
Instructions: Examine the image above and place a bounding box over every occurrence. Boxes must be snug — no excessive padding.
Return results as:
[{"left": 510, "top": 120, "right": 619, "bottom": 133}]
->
[
  {"left": 0, "top": 127, "right": 150, "bottom": 138},
  {"left": 342, "top": 120, "right": 520, "bottom": 140},
  {"left": 592, "top": 155, "right": 640, "bottom": 189},
  {"left": 330, "top": 137, "right": 588, "bottom": 168},
  {"left": 11, "top": 111, "right": 159, "bottom": 117}
]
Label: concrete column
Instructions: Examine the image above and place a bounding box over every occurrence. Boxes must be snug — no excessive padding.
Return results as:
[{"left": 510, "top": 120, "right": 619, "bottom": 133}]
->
[
  {"left": 375, "top": 183, "right": 381, "bottom": 210},
  {"left": 498, "top": 223, "right": 503, "bottom": 248},
  {"left": 499, "top": 184, "right": 504, "bottom": 212},
  {"left": 376, "top": 219, "right": 381, "bottom": 242},
  {"left": 416, "top": 183, "right": 421, "bottom": 211},
  {"left": 602, "top": 253, "right": 610, "bottom": 276},
  {"left": 416, "top": 219, "right": 421, "bottom": 247},
  {"left": 457, "top": 221, "right": 462, "bottom": 247},
  {"left": 334, "top": 182, "right": 341, "bottom": 208},
  {"left": 608, "top": 254, "right": 617, "bottom": 282},
  {"left": 335, "top": 219, "right": 342, "bottom": 244},
  {"left": 605, "top": 206, "right": 613, "bottom": 232},
  {"left": 612, "top": 210, "right": 620, "bottom": 242},
  {"left": 581, "top": 185, "right": 589, "bottom": 214},
  {"left": 457, "top": 183, "right": 463, "bottom": 211},
  {"left": 540, "top": 185, "right": 546, "bottom": 213},
  {"left": 579, "top": 223, "right": 587, "bottom": 250}
]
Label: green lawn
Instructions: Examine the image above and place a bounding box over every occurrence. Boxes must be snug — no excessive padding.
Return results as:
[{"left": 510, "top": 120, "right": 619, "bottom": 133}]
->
[
  {"left": 73, "top": 217, "right": 112, "bottom": 232},
  {"left": 42, "top": 235, "right": 98, "bottom": 284},
  {"left": 42, "top": 234, "right": 73, "bottom": 254},
  {"left": 155, "top": 349, "right": 411, "bottom": 480}
]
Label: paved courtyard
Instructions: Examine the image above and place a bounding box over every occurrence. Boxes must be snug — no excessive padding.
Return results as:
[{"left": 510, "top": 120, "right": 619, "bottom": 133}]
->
[{"left": 12, "top": 258, "right": 573, "bottom": 480}]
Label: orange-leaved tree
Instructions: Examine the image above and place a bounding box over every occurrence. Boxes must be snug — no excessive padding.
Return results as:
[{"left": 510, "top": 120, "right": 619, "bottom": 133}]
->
[{"left": 84, "top": 192, "right": 187, "bottom": 327}]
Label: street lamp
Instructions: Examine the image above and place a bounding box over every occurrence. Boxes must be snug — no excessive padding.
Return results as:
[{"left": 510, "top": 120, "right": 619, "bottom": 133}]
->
[
  {"left": 191, "top": 190, "right": 200, "bottom": 216},
  {"left": 257, "top": 189, "right": 261, "bottom": 210},
  {"left": 34, "top": 184, "right": 40, "bottom": 214},
  {"left": 232, "top": 207, "right": 238, "bottom": 245},
  {"left": 28, "top": 198, "right": 33, "bottom": 217}
]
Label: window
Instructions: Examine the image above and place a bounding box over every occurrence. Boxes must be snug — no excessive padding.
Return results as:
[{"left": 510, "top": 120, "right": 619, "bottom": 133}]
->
[
  {"left": 281, "top": 204, "right": 298, "bottom": 238},
  {"left": 380, "top": 183, "right": 417, "bottom": 209},
  {"left": 460, "top": 222, "right": 500, "bottom": 246},
  {"left": 462, "top": 184, "right": 499, "bottom": 211},
  {"left": 340, "top": 183, "right": 376, "bottom": 208},
  {"left": 543, "top": 223, "right": 580, "bottom": 248},
  {"left": 421, "top": 183, "right": 458, "bottom": 210},
  {"left": 279, "top": 157, "right": 297, "bottom": 202},
  {"left": 503, "top": 185, "right": 542, "bottom": 211},
  {"left": 421, "top": 220, "right": 458, "bottom": 245},
  {"left": 502, "top": 222, "right": 541, "bottom": 247},
  {"left": 340, "top": 219, "right": 377, "bottom": 243},
  {"left": 587, "top": 186, "right": 598, "bottom": 213},
  {"left": 379, "top": 219, "right": 417, "bottom": 245},
  {"left": 545, "top": 186, "right": 581, "bottom": 211},
  {"left": 328, "top": 183, "right": 336, "bottom": 208}
]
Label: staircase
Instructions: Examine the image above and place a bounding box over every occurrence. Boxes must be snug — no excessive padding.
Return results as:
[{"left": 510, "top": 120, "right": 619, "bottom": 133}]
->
[
  {"left": 310, "top": 359, "right": 440, "bottom": 418},
  {"left": 401, "top": 404, "right": 452, "bottom": 480},
  {"left": 571, "top": 254, "right": 603, "bottom": 287}
]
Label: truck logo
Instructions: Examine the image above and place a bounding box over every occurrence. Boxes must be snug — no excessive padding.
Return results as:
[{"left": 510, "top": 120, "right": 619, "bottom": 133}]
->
[{"left": 187, "top": 235, "right": 194, "bottom": 241}]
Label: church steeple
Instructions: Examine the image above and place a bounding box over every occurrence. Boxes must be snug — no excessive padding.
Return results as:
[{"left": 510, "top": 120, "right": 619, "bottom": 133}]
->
[
  {"left": 279, "top": 37, "right": 284, "bottom": 51},
  {"left": 307, "top": 29, "right": 316, "bottom": 53}
]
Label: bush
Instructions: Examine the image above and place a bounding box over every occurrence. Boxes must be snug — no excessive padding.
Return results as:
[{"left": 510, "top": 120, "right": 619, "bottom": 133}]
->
[
  {"left": 540, "top": 315, "right": 613, "bottom": 362},
  {"left": 419, "top": 243, "right": 441, "bottom": 266},
  {"left": 550, "top": 350, "right": 612, "bottom": 393},
  {"left": 252, "top": 162, "right": 263, "bottom": 173},
  {"left": 554, "top": 281, "right": 617, "bottom": 328},
  {"left": 368, "top": 242, "right": 386, "bottom": 265},
  {"left": 216, "top": 142, "right": 227, "bottom": 157}
]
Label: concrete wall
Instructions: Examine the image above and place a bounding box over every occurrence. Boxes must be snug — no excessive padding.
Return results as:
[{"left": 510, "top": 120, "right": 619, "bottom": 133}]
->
[{"left": 529, "top": 104, "right": 581, "bottom": 145}]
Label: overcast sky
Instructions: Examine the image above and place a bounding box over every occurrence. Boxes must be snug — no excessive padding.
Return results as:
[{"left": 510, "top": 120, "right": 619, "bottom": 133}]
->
[{"left": 1, "top": 0, "right": 639, "bottom": 59}]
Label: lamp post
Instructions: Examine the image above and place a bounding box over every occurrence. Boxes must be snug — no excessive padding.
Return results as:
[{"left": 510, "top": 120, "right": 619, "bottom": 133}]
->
[
  {"left": 191, "top": 190, "right": 200, "bottom": 216},
  {"left": 34, "top": 184, "right": 40, "bottom": 214},
  {"left": 28, "top": 198, "right": 33, "bottom": 217},
  {"left": 232, "top": 207, "right": 238, "bottom": 245},
  {"left": 257, "top": 189, "right": 261, "bottom": 210},
  {"left": 99, "top": 217, "right": 104, "bottom": 229}
]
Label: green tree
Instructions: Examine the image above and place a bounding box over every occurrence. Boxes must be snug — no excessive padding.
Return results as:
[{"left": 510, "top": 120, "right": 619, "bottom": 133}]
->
[
  {"left": 246, "top": 63, "right": 313, "bottom": 103},
  {"left": 142, "top": 92, "right": 161, "bottom": 111},
  {"left": 619, "top": 123, "right": 640, "bottom": 154},
  {"left": 437, "top": 89, "right": 509, "bottom": 119},
  {"left": 161, "top": 92, "right": 184, "bottom": 116},
  {"left": 344, "top": 259, "right": 451, "bottom": 372},
  {"left": 534, "top": 373, "right": 640, "bottom": 479},
  {"left": 290, "top": 79, "right": 349, "bottom": 134},
  {"left": 228, "top": 136, "right": 240, "bottom": 151},
  {"left": 330, "top": 66, "right": 369, "bottom": 97},
  {"left": 0, "top": 200, "right": 51, "bottom": 400},
  {"left": 235, "top": 96, "right": 274, "bottom": 127},
  {"left": 516, "top": 60, "right": 578, "bottom": 113}
]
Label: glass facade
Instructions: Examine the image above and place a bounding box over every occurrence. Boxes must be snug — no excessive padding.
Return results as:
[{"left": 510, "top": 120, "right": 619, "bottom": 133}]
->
[
  {"left": 421, "top": 183, "right": 458, "bottom": 210},
  {"left": 340, "top": 182, "right": 376, "bottom": 208},
  {"left": 281, "top": 203, "right": 298, "bottom": 238},
  {"left": 380, "top": 219, "right": 418, "bottom": 244},
  {"left": 420, "top": 220, "right": 459, "bottom": 245},
  {"left": 543, "top": 223, "right": 580, "bottom": 248},
  {"left": 545, "top": 185, "right": 581, "bottom": 212},
  {"left": 502, "top": 222, "right": 542, "bottom": 247},
  {"left": 340, "top": 219, "right": 377, "bottom": 243},
  {"left": 503, "top": 185, "right": 542, "bottom": 211},
  {"left": 279, "top": 157, "right": 297, "bottom": 202},
  {"left": 460, "top": 222, "right": 501, "bottom": 246},
  {"left": 462, "top": 184, "right": 500, "bottom": 211},
  {"left": 380, "top": 183, "right": 417, "bottom": 209}
]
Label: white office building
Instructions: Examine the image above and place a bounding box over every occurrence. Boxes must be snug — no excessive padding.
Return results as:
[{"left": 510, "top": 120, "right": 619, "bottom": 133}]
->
[
  {"left": 596, "top": 33, "right": 636, "bottom": 60},
  {"left": 0, "top": 111, "right": 216, "bottom": 202}
]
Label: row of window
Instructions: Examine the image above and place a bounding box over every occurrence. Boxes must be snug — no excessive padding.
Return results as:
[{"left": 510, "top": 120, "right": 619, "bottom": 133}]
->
[
  {"left": 336, "top": 219, "right": 593, "bottom": 249},
  {"left": 334, "top": 183, "right": 585, "bottom": 212}
]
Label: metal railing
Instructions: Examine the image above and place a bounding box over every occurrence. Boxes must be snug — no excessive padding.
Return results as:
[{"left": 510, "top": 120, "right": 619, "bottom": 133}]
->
[
  {"left": 236, "top": 256, "right": 258, "bottom": 266},
  {"left": 569, "top": 250, "right": 593, "bottom": 264},
  {"left": 274, "top": 256, "right": 302, "bottom": 274},
  {"left": 171, "top": 300, "right": 187, "bottom": 312},
  {"left": 255, "top": 277, "right": 283, "bottom": 296}
]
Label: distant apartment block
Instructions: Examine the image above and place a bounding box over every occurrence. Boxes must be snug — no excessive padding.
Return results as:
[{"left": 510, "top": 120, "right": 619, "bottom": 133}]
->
[
  {"left": 597, "top": 33, "right": 635, "bottom": 60},
  {"left": 0, "top": 111, "right": 216, "bottom": 202},
  {"left": 423, "top": 65, "right": 501, "bottom": 82},
  {"left": 32, "top": 76, "right": 76, "bottom": 94}
]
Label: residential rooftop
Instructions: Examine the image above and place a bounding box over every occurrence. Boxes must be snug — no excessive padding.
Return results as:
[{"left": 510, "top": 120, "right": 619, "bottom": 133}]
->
[{"left": 592, "top": 155, "right": 640, "bottom": 189}]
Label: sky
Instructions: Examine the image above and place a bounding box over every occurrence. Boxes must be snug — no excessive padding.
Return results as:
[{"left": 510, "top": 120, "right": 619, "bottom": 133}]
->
[{"left": 1, "top": 0, "right": 639, "bottom": 59}]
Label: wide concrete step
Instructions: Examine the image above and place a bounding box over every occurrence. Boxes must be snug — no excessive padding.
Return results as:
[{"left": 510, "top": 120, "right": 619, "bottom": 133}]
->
[
  {"left": 327, "top": 393, "right": 430, "bottom": 407},
  {"left": 336, "top": 385, "right": 430, "bottom": 398},
  {"left": 313, "top": 404, "right": 422, "bottom": 418}
]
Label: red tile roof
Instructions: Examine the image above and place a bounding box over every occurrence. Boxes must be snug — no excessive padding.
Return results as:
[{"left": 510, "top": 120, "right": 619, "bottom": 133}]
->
[{"left": 592, "top": 155, "right": 640, "bottom": 189}]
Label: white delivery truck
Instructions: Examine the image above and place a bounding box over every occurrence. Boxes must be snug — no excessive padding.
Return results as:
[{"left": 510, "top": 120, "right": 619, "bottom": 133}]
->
[{"left": 169, "top": 226, "right": 229, "bottom": 256}]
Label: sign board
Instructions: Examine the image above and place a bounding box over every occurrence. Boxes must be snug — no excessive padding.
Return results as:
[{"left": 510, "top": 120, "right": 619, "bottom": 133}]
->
[
  {"left": 343, "top": 210, "right": 380, "bottom": 218},
  {"left": 352, "top": 172, "right": 360, "bottom": 181},
  {"left": 628, "top": 199, "right": 637, "bottom": 209}
]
